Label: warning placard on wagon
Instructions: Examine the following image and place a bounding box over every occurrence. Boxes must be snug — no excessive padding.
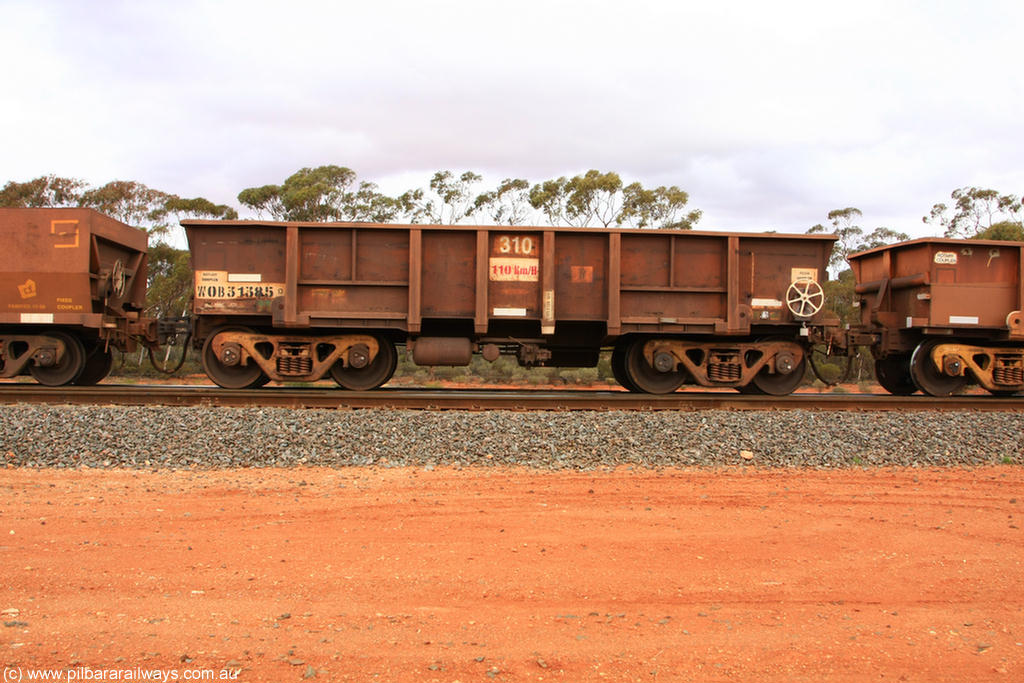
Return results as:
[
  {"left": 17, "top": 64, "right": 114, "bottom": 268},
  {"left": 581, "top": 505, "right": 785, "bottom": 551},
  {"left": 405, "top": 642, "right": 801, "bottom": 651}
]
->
[
  {"left": 194, "top": 270, "right": 284, "bottom": 299},
  {"left": 489, "top": 258, "right": 539, "bottom": 282}
]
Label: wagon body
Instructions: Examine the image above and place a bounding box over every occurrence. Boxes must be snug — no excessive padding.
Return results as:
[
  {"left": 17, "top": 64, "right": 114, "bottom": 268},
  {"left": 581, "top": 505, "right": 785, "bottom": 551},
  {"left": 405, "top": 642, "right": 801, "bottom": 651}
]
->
[
  {"left": 184, "top": 221, "right": 834, "bottom": 339},
  {"left": 185, "top": 219, "right": 835, "bottom": 393},
  {"left": 850, "top": 238, "right": 1024, "bottom": 341},
  {"left": 0, "top": 208, "right": 148, "bottom": 325},
  {"left": 0, "top": 208, "right": 151, "bottom": 384},
  {"left": 848, "top": 238, "right": 1024, "bottom": 395}
]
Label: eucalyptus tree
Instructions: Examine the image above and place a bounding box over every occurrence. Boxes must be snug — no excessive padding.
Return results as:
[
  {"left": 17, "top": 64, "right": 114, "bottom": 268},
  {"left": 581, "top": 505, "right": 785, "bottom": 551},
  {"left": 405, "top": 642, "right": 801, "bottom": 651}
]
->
[
  {"left": 0, "top": 175, "right": 85, "bottom": 207},
  {"left": 471, "top": 178, "right": 532, "bottom": 225},
  {"left": 924, "top": 187, "right": 1022, "bottom": 238}
]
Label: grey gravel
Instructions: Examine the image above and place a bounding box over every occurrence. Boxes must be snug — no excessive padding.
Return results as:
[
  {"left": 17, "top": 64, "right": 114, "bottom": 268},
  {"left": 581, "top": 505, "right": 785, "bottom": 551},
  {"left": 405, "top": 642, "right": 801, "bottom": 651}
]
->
[{"left": 0, "top": 405, "right": 1020, "bottom": 469}]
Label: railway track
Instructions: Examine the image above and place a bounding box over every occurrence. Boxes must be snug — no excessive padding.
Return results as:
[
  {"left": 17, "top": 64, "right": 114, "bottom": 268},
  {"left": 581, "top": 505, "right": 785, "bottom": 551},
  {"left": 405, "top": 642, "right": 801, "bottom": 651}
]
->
[{"left": 0, "top": 383, "right": 1022, "bottom": 411}]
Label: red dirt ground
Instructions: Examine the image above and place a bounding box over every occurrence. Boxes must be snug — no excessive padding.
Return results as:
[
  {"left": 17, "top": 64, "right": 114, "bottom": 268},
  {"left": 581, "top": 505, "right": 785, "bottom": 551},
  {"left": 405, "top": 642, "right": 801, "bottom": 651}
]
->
[{"left": 2, "top": 466, "right": 1022, "bottom": 682}]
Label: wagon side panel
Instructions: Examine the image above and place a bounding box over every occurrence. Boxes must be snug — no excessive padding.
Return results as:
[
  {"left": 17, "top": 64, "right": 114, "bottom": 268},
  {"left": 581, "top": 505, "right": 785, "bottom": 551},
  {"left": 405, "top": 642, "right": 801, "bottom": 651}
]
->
[
  {"left": 298, "top": 226, "right": 410, "bottom": 328},
  {"left": 926, "top": 243, "right": 1021, "bottom": 330},
  {"left": 421, "top": 230, "right": 476, "bottom": 321},
  {"left": 850, "top": 239, "right": 1023, "bottom": 336},
  {"left": 739, "top": 235, "right": 832, "bottom": 327},
  {"left": 0, "top": 208, "right": 147, "bottom": 330},
  {"left": 188, "top": 224, "right": 288, "bottom": 319},
  {"left": 618, "top": 233, "right": 728, "bottom": 332},
  {"left": 553, "top": 232, "right": 607, "bottom": 321},
  {"left": 616, "top": 232, "right": 834, "bottom": 335}
]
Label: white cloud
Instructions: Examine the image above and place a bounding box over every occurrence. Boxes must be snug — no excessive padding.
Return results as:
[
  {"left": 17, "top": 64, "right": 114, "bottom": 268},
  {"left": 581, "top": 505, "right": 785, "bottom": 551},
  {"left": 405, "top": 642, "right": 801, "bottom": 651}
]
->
[{"left": 2, "top": 0, "right": 1022, "bottom": 237}]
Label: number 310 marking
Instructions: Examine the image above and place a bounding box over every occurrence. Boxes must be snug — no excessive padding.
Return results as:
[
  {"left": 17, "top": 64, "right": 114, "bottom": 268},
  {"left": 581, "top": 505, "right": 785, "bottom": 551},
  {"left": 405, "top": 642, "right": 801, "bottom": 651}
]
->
[{"left": 497, "top": 235, "right": 534, "bottom": 255}]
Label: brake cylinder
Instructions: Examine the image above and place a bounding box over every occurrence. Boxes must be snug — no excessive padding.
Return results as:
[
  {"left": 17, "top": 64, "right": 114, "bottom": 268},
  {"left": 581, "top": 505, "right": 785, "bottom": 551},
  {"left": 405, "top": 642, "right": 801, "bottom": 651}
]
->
[{"left": 410, "top": 337, "right": 473, "bottom": 366}]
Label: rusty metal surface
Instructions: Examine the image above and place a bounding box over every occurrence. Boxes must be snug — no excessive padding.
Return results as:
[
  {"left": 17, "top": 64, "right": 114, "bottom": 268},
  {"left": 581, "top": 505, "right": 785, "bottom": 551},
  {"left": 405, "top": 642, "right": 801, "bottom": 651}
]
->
[
  {"left": 183, "top": 220, "right": 836, "bottom": 343},
  {"left": 0, "top": 384, "right": 1021, "bottom": 412},
  {"left": 849, "top": 238, "right": 1024, "bottom": 340},
  {"left": 0, "top": 208, "right": 148, "bottom": 330}
]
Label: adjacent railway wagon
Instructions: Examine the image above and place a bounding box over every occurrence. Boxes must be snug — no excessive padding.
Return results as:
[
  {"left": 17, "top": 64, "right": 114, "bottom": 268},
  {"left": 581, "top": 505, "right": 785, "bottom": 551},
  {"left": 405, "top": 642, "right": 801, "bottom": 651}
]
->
[
  {"left": 0, "top": 208, "right": 152, "bottom": 385},
  {"left": 849, "top": 238, "right": 1024, "bottom": 396},
  {"left": 184, "top": 220, "right": 837, "bottom": 394}
]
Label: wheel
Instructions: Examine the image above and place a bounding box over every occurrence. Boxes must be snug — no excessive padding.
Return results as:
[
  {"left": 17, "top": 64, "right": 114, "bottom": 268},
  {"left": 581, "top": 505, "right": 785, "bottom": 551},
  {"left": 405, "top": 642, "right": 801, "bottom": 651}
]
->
[
  {"left": 623, "top": 339, "right": 686, "bottom": 394},
  {"left": 611, "top": 344, "right": 639, "bottom": 392},
  {"left": 744, "top": 339, "right": 807, "bottom": 396},
  {"left": 202, "top": 326, "right": 266, "bottom": 389},
  {"left": 750, "top": 356, "right": 807, "bottom": 395},
  {"left": 910, "top": 340, "right": 968, "bottom": 397},
  {"left": 874, "top": 354, "right": 917, "bottom": 395},
  {"left": 73, "top": 347, "right": 113, "bottom": 386},
  {"left": 29, "top": 332, "right": 86, "bottom": 386},
  {"left": 330, "top": 336, "right": 397, "bottom": 390},
  {"left": 250, "top": 373, "right": 272, "bottom": 388}
]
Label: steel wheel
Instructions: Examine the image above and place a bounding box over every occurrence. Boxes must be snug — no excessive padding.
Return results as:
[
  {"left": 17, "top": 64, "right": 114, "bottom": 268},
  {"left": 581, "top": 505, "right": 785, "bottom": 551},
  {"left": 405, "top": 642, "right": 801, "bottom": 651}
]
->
[
  {"left": 330, "top": 336, "right": 397, "bottom": 391},
  {"left": 750, "top": 356, "right": 806, "bottom": 396},
  {"left": 623, "top": 339, "right": 686, "bottom": 394},
  {"left": 745, "top": 338, "right": 807, "bottom": 396},
  {"left": 29, "top": 332, "right": 86, "bottom": 386},
  {"left": 910, "top": 340, "right": 968, "bottom": 397},
  {"left": 73, "top": 347, "right": 113, "bottom": 386},
  {"left": 202, "top": 326, "right": 266, "bottom": 389},
  {"left": 611, "top": 344, "right": 639, "bottom": 392},
  {"left": 874, "top": 354, "right": 917, "bottom": 395}
]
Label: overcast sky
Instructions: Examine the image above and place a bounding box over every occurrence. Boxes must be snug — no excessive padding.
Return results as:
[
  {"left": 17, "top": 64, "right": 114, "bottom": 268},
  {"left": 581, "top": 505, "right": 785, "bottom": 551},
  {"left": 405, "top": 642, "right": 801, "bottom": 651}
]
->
[{"left": 2, "top": 0, "right": 1021, "bottom": 236}]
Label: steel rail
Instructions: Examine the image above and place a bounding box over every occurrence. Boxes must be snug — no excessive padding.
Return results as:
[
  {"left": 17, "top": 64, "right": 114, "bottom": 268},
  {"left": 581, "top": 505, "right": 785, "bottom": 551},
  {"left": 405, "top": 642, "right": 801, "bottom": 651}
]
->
[{"left": 0, "top": 384, "right": 1022, "bottom": 411}]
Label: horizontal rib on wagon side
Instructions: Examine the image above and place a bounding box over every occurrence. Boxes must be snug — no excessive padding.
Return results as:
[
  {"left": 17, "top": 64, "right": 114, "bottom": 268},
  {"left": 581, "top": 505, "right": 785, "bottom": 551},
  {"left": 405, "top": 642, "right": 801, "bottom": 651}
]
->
[
  {"left": 183, "top": 220, "right": 837, "bottom": 394},
  {"left": 0, "top": 208, "right": 152, "bottom": 385},
  {"left": 848, "top": 238, "right": 1024, "bottom": 396}
]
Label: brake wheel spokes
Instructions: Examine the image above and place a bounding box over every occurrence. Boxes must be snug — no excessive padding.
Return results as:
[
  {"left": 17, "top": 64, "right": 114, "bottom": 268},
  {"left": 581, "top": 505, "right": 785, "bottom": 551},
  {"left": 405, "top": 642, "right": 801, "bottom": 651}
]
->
[{"left": 786, "top": 280, "right": 824, "bottom": 318}]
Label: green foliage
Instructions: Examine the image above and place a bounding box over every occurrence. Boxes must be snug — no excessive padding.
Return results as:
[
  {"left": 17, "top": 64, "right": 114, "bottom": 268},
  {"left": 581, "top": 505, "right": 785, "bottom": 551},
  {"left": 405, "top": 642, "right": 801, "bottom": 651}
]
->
[
  {"left": 164, "top": 196, "right": 237, "bottom": 221},
  {"left": 527, "top": 170, "right": 700, "bottom": 229},
  {"left": 972, "top": 220, "right": 1024, "bottom": 242},
  {"left": 236, "top": 184, "right": 286, "bottom": 219},
  {"left": 812, "top": 360, "right": 844, "bottom": 384},
  {"left": 237, "top": 165, "right": 423, "bottom": 223},
  {"left": 0, "top": 175, "right": 85, "bottom": 207},
  {"left": 79, "top": 180, "right": 173, "bottom": 232},
  {"left": 2, "top": 175, "right": 236, "bottom": 244},
  {"left": 808, "top": 207, "right": 908, "bottom": 273},
  {"left": 424, "top": 170, "right": 483, "bottom": 224},
  {"left": 822, "top": 268, "right": 857, "bottom": 325},
  {"left": 235, "top": 166, "right": 701, "bottom": 231},
  {"left": 564, "top": 169, "right": 623, "bottom": 227},
  {"left": 472, "top": 178, "right": 532, "bottom": 225},
  {"left": 390, "top": 349, "right": 619, "bottom": 386},
  {"left": 620, "top": 183, "right": 701, "bottom": 229},
  {"left": 252, "top": 165, "right": 358, "bottom": 221},
  {"left": 145, "top": 243, "right": 192, "bottom": 319},
  {"left": 528, "top": 176, "right": 570, "bottom": 225},
  {"left": 858, "top": 227, "right": 911, "bottom": 250},
  {"left": 924, "top": 187, "right": 1022, "bottom": 238}
]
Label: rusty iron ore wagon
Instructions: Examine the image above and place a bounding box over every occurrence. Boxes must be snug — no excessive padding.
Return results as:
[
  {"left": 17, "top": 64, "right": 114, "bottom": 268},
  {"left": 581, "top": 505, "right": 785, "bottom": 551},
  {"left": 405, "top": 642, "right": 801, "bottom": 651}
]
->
[
  {"left": 0, "top": 208, "right": 157, "bottom": 385},
  {"left": 184, "top": 219, "right": 837, "bottom": 394},
  {"left": 848, "top": 238, "right": 1024, "bottom": 396}
]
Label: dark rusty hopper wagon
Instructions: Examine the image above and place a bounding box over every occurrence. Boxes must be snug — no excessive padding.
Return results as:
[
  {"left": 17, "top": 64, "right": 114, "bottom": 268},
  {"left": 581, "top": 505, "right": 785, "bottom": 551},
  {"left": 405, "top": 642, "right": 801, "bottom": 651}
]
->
[
  {"left": 183, "top": 220, "right": 836, "bottom": 394},
  {"left": 0, "top": 208, "right": 151, "bottom": 385},
  {"left": 849, "top": 238, "right": 1024, "bottom": 396}
]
